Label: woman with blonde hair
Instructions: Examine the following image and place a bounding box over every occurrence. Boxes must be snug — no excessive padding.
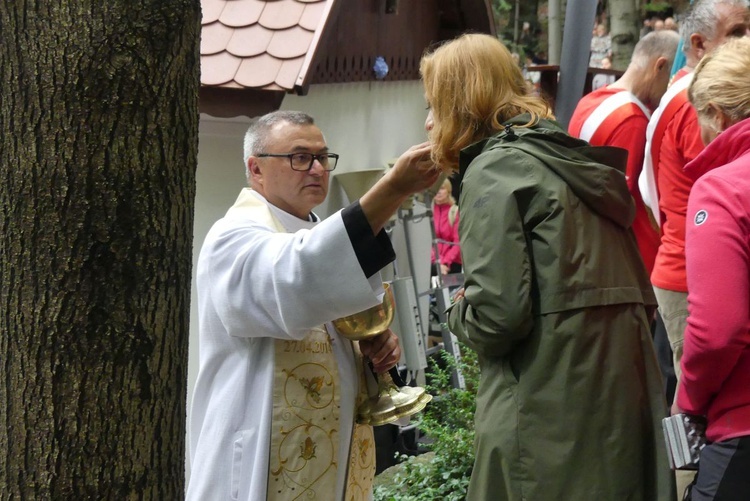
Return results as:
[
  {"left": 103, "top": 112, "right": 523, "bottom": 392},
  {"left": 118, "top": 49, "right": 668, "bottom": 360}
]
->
[
  {"left": 675, "top": 37, "right": 750, "bottom": 501},
  {"left": 422, "top": 34, "right": 673, "bottom": 500}
]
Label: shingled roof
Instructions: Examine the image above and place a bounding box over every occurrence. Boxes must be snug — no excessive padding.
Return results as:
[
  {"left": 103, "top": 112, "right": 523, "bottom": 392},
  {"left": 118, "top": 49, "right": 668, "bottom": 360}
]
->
[
  {"left": 201, "top": 0, "right": 332, "bottom": 92},
  {"left": 199, "top": 0, "right": 495, "bottom": 117}
]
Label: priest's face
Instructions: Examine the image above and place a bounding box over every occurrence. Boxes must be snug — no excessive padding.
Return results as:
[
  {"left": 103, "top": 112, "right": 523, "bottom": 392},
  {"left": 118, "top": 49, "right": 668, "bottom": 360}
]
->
[{"left": 249, "top": 123, "right": 330, "bottom": 219}]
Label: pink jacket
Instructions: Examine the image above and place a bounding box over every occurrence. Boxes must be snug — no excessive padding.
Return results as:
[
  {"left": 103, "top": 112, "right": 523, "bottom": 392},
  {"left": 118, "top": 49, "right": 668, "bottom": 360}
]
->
[
  {"left": 677, "top": 117, "right": 750, "bottom": 442},
  {"left": 430, "top": 202, "right": 461, "bottom": 267}
]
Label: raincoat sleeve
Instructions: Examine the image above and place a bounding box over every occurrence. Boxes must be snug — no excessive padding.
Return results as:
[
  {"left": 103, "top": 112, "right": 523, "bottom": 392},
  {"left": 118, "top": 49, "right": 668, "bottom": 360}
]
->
[{"left": 447, "top": 149, "right": 535, "bottom": 358}]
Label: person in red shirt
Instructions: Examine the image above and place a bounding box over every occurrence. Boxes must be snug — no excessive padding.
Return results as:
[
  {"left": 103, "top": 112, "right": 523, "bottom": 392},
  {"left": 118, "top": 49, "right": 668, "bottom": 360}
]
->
[
  {"left": 569, "top": 30, "right": 679, "bottom": 276},
  {"left": 676, "top": 37, "right": 750, "bottom": 501},
  {"left": 639, "top": 3, "right": 750, "bottom": 497},
  {"left": 639, "top": 0, "right": 750, "bottom": 393}
]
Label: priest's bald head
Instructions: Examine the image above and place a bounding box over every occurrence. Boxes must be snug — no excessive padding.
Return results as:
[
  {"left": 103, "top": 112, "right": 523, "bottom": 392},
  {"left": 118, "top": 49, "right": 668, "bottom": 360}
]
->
[{"left": 243, "top": 111, "right": 339, "bottom": 220}]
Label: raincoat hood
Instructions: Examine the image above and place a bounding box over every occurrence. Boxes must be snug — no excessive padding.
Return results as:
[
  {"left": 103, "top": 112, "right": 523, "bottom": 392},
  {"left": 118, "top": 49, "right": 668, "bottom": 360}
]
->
[
  {"left": 460, "top": 114, "right": 634, "bottom": 228},
  {"left": 685, "top": 117, "right": 750, "bottom": 181}
]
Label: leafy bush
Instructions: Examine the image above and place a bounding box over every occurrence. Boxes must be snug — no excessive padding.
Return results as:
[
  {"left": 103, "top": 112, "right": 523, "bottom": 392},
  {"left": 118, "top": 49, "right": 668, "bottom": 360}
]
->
[
  {"left": 643, "top": 2, "right": 671, "bottom": 14},
  {"left": 373, "top": 346, "right": 478, "bottom": 501}
]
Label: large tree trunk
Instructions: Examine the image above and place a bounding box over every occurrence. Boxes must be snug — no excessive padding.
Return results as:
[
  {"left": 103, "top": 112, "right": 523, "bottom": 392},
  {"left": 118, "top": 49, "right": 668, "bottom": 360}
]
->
[
  {"left": 609, "top": 0, "right": 640, "bottom": 69},
  {"left": 0, "top": 2, "right": 200, "bottom": 498}
]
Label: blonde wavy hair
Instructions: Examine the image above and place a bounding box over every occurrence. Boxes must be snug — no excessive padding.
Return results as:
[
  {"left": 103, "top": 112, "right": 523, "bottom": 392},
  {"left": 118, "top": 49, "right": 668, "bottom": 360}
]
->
[
  {"left": 436, "top": 177, "right": 456, "bottom": 206},
  {"left": 689, "top": 37, "right": 750, "bottom": 126},
  {"left": 420, "top": 33, "right": 553, "bottom": 172}
]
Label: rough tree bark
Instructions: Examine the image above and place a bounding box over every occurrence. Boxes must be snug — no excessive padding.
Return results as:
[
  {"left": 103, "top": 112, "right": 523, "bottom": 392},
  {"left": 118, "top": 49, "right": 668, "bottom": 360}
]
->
[
  {"left": 609, "top": 0, "right": 640, "bottom": 69},
  {"left": 0, "top": 1, "right": 200, "bottom": 498}
]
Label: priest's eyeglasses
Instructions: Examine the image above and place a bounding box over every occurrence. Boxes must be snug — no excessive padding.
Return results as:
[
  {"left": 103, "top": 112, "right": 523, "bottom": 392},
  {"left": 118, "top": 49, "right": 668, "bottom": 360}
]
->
[{"left": 256, "top": 152, "right": 339, "bottom": 171}]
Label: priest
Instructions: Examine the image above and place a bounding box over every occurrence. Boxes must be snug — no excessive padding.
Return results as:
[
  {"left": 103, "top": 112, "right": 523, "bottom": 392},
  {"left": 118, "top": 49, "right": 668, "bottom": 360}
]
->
[{"left": 187, "top": 110, "right": 439, "bottom": 501}]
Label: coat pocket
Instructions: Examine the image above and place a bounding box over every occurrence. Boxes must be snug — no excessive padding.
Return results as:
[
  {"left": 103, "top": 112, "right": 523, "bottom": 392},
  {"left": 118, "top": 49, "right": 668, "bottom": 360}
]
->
[{"left": 502, "top": 357, "right": 519, "bottom": 385}]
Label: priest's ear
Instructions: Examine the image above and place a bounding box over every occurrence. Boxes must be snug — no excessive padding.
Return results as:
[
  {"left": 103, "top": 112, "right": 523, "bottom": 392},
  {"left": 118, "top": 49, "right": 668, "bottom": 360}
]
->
[{"left": 247, "top": 157, "right": 263, "bottom": 186}]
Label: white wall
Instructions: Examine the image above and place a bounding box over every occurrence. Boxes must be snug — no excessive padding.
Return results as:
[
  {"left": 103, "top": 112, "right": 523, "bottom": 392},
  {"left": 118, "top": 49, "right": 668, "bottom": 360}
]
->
[
  {"left": 186, "top": 80, "right": 434, "bottom": 480},
  {"left": 280, "top": 81, "right": 431, "bottom": 216}
]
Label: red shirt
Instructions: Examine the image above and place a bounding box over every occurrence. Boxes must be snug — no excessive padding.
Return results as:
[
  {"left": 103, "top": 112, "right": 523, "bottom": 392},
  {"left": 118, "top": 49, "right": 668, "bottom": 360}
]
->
[
  {"left": 569, "top": 87, "right": 660, "bottom": 274},
  {"left": 650, "top": 91, "right": 705, "bottom": 291}
]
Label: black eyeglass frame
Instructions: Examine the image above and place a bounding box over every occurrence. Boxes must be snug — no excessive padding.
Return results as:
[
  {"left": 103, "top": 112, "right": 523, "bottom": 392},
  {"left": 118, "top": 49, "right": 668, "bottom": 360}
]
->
[{"left": 256, "top": 152, "right": 339, "bottom": 171}]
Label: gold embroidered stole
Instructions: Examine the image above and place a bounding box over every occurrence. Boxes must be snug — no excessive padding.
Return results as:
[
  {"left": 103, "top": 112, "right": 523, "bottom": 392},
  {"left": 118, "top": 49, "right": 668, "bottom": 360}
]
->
[
  {"left": 268, "top": 326, "right": 341, "bottom": 499},
  {"left": 225, "top": 190, "right": 374, "bottom": 500},
  {"left": 345, "top": 344, "right": 377, "bottom": 501}
]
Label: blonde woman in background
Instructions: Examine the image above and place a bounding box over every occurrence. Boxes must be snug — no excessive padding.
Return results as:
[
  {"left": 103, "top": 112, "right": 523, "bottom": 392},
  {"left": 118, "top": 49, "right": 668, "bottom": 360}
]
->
[
  {"left": 430, "top": 177, "right": 462, "bottom": 277},
  {"left": 420, "top": 33, "right": 674, "bottom": 501},
  {"left": 675, "top": 37, "right": 750, "bottom": 501}
]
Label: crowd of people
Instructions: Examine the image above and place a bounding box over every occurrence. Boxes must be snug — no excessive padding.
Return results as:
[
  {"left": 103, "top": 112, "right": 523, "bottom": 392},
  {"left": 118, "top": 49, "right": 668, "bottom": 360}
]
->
[
  {"left": 587, "top": 13, "right": 681, "bottom": 92},
  {"left": 520, "top": 12, "right": 682, "bottom": 93},
  {"left": 642, "top": 14, "right": 681, "bottom": 39},
  {"left": 186, "top": 0, "right": 750, "bottom": 499},
  {"left": 574, "top": 1, "right": 750, "bottom": 499}
]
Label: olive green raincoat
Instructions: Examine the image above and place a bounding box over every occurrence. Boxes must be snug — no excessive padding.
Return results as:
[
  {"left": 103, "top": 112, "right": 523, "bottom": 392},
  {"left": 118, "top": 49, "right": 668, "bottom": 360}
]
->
[{"left": 448, "top": 116, "right": 675, "bottom": 501}]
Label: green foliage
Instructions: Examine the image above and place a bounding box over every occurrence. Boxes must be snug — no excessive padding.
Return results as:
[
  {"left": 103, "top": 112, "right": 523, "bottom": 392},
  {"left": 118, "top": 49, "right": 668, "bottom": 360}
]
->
[
  {"left": 492, "top": 0, "right": 512, "bottom": 16},
  {"left": 491, "top": 0, "right": 513, "bottom": 37},
  {"left": 643, "top": 2, "right": 671, "bottom": 14},
  {"left": 373, "top": 346, "right": 479, "bottom": 501}
]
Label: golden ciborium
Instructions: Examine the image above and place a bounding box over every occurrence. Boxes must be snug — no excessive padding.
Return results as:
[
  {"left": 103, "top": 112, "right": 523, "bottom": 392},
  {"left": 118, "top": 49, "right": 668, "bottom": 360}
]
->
[{"left": 333, "top": 283, "right": 432, "bottom": 426}]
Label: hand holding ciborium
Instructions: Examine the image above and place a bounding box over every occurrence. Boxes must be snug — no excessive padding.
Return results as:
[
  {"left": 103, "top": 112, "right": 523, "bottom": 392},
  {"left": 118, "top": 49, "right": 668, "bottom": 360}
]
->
[{"left": 333, "top": 283, "right": 431, "bottom": 426}]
